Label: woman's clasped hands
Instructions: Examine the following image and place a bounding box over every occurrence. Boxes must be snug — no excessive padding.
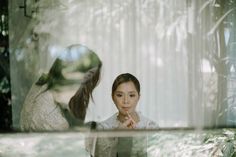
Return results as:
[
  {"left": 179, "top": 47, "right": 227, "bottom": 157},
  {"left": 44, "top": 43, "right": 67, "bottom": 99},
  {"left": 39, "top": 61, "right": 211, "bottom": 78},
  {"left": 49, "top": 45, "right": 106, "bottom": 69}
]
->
[{"left": 118, "top": 111, "right": 139, "bottom": 129}]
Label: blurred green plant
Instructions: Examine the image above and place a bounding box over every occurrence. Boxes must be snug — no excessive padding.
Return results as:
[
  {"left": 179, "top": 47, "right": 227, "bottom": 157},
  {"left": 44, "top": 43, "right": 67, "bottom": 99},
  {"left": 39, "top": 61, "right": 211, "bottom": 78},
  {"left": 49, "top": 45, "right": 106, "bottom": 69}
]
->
[
  {"left": 0, "top": 77, "right": 10, "bottom": 93},
  {"left": 74, "top": 52, "right": 101, "bottom": 73},
  {"left": 203, "top": 129, "right": 236, "bottom": 157}
]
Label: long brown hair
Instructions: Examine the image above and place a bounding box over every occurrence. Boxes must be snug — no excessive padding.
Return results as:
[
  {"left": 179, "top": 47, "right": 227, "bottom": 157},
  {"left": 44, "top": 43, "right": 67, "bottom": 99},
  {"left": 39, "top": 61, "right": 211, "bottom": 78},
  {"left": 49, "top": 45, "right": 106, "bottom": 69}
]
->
[
  {"left": 69, "top": 60, "right": 102, "bottom": 121},
  {"left": 35, "top": 58, "right": 65, "bottom": 89}
]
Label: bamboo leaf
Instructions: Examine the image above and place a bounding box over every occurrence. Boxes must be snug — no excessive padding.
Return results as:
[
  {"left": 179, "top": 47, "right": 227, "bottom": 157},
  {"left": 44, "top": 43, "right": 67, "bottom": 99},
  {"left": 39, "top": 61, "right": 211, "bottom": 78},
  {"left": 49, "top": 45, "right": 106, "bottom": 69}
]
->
[{"left": 208, "top": 8, "right": 236, "bottom": 36}]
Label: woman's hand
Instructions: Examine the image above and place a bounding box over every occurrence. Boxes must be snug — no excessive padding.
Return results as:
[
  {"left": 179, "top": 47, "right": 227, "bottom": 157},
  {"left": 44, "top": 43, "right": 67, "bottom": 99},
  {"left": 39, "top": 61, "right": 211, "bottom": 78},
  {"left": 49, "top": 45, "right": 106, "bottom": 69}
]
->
[
  {"left": 118, "top": 112, "right": 137, "bottom": 129},
  {"left": 126, "top": 111, "right": 137, "bottom": 128}
]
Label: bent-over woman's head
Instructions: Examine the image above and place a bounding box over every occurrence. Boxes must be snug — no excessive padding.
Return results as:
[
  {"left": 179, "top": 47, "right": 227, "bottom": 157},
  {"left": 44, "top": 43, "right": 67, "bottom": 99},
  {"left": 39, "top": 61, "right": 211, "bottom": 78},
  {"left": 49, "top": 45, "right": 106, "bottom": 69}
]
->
[{"left": 35, "top": 44, "right": 102, "bottom": 121}]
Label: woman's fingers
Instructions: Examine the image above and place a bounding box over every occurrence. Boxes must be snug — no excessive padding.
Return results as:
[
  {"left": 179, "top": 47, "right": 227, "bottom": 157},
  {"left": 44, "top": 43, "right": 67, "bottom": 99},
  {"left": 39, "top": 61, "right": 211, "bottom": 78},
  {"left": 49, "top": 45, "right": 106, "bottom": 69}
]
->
[
  {"left": 123, "top": 118, "right": 133, "bottom": 127},
  {"left": 120, "top": 118, "right": 136, "bottom": 129},
  {"left": 126, "top": 112, "right": 136, "bottom": 128},
  {"left": 118, "top": 112, "right": 137, "bottom": 129}
]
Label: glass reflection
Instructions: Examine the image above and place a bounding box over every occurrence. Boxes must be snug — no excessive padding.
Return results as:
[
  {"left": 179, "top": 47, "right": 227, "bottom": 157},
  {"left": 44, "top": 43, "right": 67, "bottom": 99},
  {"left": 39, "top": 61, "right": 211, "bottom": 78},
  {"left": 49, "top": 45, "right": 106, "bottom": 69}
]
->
[
  {"left": 20, "top": 44, "right": 102, "bottom": 131},
  {"left": 0, "top": 129, "right": 236, "bottom": 156}
]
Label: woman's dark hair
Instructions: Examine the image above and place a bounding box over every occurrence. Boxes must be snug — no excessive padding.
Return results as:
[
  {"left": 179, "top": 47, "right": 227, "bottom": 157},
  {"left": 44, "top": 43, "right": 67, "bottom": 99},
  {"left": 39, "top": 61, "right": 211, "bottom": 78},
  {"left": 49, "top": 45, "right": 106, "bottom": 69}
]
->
[
  {"left": 35, "top": 58, "right": 65, "bottom": 89},
  {"left": 35, "top": 44, "right": 102, "bottom": 121},
  {"left": 112, "top": 73, "right": 140, "bottom": 96},
  {"left": 69, "top": 59, "right": 102, "bottom": 121}
]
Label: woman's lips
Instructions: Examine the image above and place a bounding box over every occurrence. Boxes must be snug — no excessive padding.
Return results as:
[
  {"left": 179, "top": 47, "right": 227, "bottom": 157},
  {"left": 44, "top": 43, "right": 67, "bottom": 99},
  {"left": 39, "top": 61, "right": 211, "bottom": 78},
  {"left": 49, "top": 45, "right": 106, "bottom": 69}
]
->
[{"left": 122, "top": 107, "right": 130, "bottom": 111}]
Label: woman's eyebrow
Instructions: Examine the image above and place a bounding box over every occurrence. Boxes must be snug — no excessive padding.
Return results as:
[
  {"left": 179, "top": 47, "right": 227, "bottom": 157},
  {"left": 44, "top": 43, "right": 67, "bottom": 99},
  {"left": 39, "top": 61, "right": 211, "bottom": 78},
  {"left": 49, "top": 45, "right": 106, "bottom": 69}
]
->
[{"left": 115, "top": 91, "right": 137, "bottom": 93}]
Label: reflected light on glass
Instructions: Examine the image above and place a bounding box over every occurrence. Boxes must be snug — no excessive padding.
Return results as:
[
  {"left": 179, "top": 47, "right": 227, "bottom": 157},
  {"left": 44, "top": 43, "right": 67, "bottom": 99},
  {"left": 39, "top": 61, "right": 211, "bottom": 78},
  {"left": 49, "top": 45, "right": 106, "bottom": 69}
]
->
[
  {"left": 224, "top": 28, "right": 230, "bottom": 46},
  {"left": 201, "top": 59, "right": 215, "bottom": 73},
  {"left": 49, "top": 45, "right": 62, "bottom": 58},
  {"left": 230, "top": 65, "right": 235, "bottom": 73}
]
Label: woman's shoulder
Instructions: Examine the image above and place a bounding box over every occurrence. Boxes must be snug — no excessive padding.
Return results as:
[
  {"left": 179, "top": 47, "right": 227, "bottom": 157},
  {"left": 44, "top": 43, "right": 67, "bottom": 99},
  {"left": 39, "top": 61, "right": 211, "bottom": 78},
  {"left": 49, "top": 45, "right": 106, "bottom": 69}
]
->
[
  {"left": 97, "top": 113, "right": 118, "bottom": 130},
  {"left": 20, "top": 84, "right": 69, "bottom": 131},
  {"left": 138, "top": 112, "right": 159, "bottom": 129}
]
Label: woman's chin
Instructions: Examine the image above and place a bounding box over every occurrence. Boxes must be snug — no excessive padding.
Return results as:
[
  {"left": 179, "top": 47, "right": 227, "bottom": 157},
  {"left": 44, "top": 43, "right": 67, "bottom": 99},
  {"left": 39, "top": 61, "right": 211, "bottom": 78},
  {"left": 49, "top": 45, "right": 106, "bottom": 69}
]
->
[{"left": 119, "top": 111, "right": 128, "bottom": 115}]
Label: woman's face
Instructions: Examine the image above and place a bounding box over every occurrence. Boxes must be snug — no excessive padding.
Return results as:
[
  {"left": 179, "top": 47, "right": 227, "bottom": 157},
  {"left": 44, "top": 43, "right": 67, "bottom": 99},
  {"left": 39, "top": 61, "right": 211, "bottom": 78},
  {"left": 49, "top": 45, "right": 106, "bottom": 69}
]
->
[{"left": 112, "top": 81, "right": 140, "bottom": 115}]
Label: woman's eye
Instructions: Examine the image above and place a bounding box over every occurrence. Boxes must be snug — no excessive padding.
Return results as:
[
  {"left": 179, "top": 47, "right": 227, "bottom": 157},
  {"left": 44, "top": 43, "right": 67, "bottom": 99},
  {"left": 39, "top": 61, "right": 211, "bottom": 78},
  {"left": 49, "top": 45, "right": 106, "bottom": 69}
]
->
[
  {"left": 130, "top": 94, "right": 136, "bottom": 97},
  {"left": 116, "top": 94, "right": 122, "bottom": 97}
]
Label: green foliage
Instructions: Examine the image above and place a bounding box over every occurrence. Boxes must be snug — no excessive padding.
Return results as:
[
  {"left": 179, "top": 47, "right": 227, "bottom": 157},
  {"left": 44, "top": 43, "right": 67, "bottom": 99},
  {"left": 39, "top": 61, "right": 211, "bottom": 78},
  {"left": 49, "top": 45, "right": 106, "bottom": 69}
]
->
[
  {"left": 76, "top": 52, "right": 101, "bottom": 73},
  {"left": 203, "top": 129, "right": 236, "bottom": 157},
  {"left": 49, "top": 58, "right": 65, "bottom": 80},
  {"left": 0, "top": 76, "right": 10, "bottom": 93},
  {"left": 36, "top": 73, "right": 49, "bottom": 86}
]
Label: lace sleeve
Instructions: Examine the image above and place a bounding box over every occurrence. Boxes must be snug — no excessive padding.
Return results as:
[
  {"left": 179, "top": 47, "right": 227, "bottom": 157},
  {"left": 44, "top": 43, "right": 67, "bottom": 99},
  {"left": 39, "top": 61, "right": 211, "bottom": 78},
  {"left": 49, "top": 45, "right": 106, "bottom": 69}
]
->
[
  {"left": 147, "top": 120, "right": 159, "bottom": 129},
  {"left": 20, "top": 86, "right": 69, "bottom": 131}
]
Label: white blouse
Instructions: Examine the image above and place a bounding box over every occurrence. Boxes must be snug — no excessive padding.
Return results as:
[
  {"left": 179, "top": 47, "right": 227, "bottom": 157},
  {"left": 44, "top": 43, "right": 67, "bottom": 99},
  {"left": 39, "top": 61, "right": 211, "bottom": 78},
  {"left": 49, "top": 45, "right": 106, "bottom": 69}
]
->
[
  {"left": 97, "top": 112, "right": 158, "bottom": 130},
  {"left": 92, "top": 112, "right": 158, "bottom": 157}
]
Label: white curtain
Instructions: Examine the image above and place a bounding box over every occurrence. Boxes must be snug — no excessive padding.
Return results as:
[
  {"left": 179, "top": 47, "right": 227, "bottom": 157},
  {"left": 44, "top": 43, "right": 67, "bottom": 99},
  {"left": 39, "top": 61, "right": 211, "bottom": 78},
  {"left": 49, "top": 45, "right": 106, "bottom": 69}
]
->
[{"left": 12, "top": 0, "right": 232, "bottom": 128}]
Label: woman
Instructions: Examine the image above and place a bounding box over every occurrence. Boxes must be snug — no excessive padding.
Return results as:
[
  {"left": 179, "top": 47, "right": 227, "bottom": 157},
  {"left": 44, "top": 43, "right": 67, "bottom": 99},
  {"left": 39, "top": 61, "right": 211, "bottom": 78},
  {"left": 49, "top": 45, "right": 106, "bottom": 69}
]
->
[
  {"left": 95, "top": 73, "right": 157, "bottom": 157},
  {"left": 20, "top": 44, "right": 102, "bottom": 131},
  {"left": 98, "top": 73, "right": 157, "bottom": 130}
]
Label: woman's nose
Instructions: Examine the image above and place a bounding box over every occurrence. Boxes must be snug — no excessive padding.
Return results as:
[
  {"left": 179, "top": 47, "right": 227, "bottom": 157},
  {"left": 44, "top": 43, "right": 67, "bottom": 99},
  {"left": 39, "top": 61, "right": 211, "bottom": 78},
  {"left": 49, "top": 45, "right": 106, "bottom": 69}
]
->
[{"left": 123, "top": 95, "right": 129, "bottom": 104}]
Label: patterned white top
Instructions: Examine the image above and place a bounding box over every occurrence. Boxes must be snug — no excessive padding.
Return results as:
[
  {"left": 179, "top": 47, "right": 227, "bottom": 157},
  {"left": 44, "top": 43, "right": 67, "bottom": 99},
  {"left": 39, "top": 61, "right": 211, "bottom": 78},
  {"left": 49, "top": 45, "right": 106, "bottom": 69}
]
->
[
  {"left": 92, "top": 112, "right": 158, "bottom": 157},
  {"left": 20, "top": 84, "right": 69, "bottom": 131},
  {"left": 97, "top": 112, "right": 158, "bottom": 130}
]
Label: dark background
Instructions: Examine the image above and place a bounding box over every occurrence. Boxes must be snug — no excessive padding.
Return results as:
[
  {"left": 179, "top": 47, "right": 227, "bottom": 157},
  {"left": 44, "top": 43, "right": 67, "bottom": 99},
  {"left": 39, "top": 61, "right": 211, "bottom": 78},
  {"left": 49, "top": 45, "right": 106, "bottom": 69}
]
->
[{"left": 0, "top": 0, "right": 12, "bottom": 131}]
